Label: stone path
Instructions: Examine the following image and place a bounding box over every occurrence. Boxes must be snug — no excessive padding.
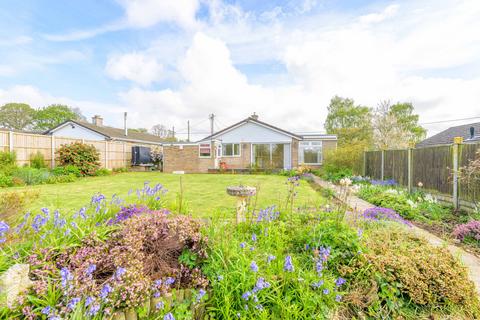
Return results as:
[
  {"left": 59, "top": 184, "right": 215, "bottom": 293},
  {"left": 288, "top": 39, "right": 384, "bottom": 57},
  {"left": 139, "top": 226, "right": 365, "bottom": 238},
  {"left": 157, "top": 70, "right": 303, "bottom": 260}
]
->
[{"left": 313, "top": 176, "right": 480, "bottom": 294}]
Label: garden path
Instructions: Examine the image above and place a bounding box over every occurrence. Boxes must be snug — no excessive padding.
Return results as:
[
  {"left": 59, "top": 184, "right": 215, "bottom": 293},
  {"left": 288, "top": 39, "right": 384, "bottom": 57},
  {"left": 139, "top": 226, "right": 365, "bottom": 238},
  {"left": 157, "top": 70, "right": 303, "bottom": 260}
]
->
[{"left": 312, "top": 176, "right": 480, "bottom": 295}]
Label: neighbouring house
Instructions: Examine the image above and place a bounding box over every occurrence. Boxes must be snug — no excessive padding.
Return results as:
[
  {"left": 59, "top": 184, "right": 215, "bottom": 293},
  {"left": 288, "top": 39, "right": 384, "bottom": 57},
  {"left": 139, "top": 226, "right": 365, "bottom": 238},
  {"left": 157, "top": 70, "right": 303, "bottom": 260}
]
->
[
  {"left": 416, "top": 122, "right": 480, "bottom": 148},
  {"left": 44, "top": 115, "right": 165, "bottom": 144},
  {"left": 162, "top": 114, "right": 337, "bottom": 173}
]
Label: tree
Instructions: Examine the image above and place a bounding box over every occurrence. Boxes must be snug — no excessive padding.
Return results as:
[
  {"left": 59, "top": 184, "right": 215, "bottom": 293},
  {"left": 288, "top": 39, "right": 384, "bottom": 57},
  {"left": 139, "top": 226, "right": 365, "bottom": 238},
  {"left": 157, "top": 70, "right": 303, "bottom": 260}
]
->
[
  {"left": 373, "top": 101, "right": 426, "bottom": 149},
  {"left": 34, "top": 104, "right": 84, "bottom": 130},
  {"left": 151, "top": 124, "right": 174, "bottom": 139},
  {"left": 0, "top": 103, "right": 36, "bottom": 130}
]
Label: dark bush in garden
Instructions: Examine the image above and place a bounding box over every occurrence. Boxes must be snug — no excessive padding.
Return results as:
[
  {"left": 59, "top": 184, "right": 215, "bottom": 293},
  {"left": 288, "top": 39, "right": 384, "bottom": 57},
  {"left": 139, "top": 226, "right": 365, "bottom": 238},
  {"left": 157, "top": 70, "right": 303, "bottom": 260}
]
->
[{"left": 56, "top": 142, "right": 100, "bottom": 176}]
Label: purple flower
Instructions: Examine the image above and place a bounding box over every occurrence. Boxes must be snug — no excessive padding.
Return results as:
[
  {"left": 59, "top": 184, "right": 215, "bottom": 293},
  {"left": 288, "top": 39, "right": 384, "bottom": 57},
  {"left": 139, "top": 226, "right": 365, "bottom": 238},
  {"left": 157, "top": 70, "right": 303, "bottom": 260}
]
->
[
  {"left": 165, "top": 277, "right": 175, "bottom": 285},
  {"left": 156, "top": 301, "right": 165, "bottom": 310},
  {"left": 322, "top": 288, "right": 330, "bottom": 295},
  {"left": 453, "top": 220, "right": 480, "bottom": 242},
  {"left": 0, "top": 221, "right": 10, "bottom": 233},
  {"left": 284, "top": 256, "right": 294, "bottom": 272},
  {"left": 85, "top": 296, "right": 94, "bottom": 307},
  {"left": 41, "top": 306, "right": 51, "bottom": 315},
  {"left": 267, "top": 255, "right": 276, "bottom": 263},
  {"left": 87, "top": 304, "right": 100, "bottom": 316},
  {"left": 255, "top": 304, "right": 263, "bottom": 310},
  {"left": 115, "top": 267, "right": 126, "bottom": 279},
  {"left": 240, "top": 242, "right": 246, "bottom": 249},
  {"left": 335, "top": 277, "right": 346, "bottom": 287},
  {"left": 311, "top": 280, "right": 324, "bottom": 289},
  {"left": 335, "top": 294, "right": 342, "bottom": 302},
  {"left": 60, "top": 267, "right": 73, "bottom": 288},
  {"left": 164, "top": 312, "right": 175, "bottom": 320},
  {"left": 196, "top": 288, "right": 206, "bottom": 302},
  {"left": 362, "top": 207, "right": 412, "bottom": 226},
  {"left": 242, "top": 291, "right": 252, "bottom": 300},
  {"left": 253, "top": 277, "right": 271, "bottom": 292},
  {"left": 153, "top": 291, "right": 161, "bottom": 298},
  {"left": 252, "top": 233, "right": 257, "bottom": 242},
  {"left": 67, "top": 297, "right": 80, "bottom": 310},
  {"left": 85, "top": 264, "right": 96, "bottom": 277},
  {"left": 250, "top": 261, "right": 259, "bottom": 273},
  {"left": 100, "top": 284, "right": 113, "bottom": 299}
]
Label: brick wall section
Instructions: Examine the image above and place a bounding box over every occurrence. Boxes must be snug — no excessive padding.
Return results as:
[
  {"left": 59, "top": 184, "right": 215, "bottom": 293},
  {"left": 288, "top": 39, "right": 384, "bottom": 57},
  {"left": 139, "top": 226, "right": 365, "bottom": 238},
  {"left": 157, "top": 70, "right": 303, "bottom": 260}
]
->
[
  {"left": 163, "top": 144, "right": 215, "bottom": 173},
  {"left": 222, "top": 143, "right": 251, "bottom": 169}
]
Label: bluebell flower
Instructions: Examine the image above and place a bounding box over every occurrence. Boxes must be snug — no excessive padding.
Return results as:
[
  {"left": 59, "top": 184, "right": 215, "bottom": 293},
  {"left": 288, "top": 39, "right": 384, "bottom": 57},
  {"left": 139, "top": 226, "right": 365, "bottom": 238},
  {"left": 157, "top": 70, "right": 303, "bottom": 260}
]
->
[
  {"left": 311, "top": 280, "right": 324, "bottom": 289},
  {"left": 87, "top": 304, "right": 100, "bottom": 316},
  {"left": 217, "top": 275, "right": 224, "bottom": 281},
  {"left": 85, "top": 264, "right": 96, "bottom": 277},
  {"left": 335, "top": 294, "right": 342, "bottom": 302},
  {"left": 165, "top": 277, "right": 175, "bottom": 285},
  {"left": 85, "top": 296, "right": 94, "bottom": 307},
  {"left": 41, "top": 306, "right": 51, "bottom": 315},
  {"left": 196, "top": 288, "right": 206, "bottom": 302},
  {"left": 115, "top": 266, "right": 126, "bottom": 279},
  {"left": 250, "top": 261, "right": 259, "bottom": 273},
  {"left": 156, "top": 301, "right": 164, "bottom": 310},
  {"left": 253, "top": 277, "right": 271, "bottom": 292},
  {"left": 267, "top": 255, "right": 276, "bottom": 263},
  {"left": 154, "top": 291, "right": 161, "bottom": 298},
  {"left": 154, "top": 279, "right": 162, "bottom": 286},
  {"left": 67, "top": 297, "right": 80, "bottom": 310},
  {"left": 100, "top": 284, "right": 113, "bottom": 300},
  {"left": 252, "top": 233, "right": 257, "bottom": 242},
  {"left": 335, "top": 277, "right": 346, "bottom": 287},
  {"left": 242, "top": 291, "right": 252, "bottom": 300},
  {"left": 240, "top": 242, "right": 246, "bottom": 249},
  {"left": 60, "top": 267, "right": 73, "bottom": 288},
  {"left": 164, "top": 312, "right": 175, "bottom": 320},
  {"left": 322, "top": 288, "right": 330, "bottom": 295},
  {"left": 284, "top": 256, "right": 294, "bottom": 272},
  {"left": 255, "top": 304, "right": 263, "bottom": 310}
]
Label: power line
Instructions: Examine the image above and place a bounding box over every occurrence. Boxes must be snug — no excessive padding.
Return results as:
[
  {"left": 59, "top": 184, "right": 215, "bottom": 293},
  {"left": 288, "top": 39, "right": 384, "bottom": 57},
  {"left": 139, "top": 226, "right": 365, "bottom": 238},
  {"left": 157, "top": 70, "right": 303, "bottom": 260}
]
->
[{"left": 421, "top": 116, "right": 480, "bottom": 125}]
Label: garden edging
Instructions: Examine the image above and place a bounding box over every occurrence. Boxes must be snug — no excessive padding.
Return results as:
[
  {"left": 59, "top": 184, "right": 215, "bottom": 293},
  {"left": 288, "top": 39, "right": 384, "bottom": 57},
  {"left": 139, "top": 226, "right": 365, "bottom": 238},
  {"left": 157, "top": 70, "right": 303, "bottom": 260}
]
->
[{"left": 312, "top": 176, "right": 480, "bottom": 295}]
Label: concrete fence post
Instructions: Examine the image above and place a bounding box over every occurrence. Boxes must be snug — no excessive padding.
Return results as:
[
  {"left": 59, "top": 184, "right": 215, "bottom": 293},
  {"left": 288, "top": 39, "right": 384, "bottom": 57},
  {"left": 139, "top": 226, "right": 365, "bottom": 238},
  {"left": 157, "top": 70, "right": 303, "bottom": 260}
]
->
[
  {"left": 8, "top": 131, "right": 14, "bottom": 153},
  {"left": 407, "top": 148, "right": 413, "bottom": 192},
  {"left": 380, "top": 150, "right": 385, "bottom": 181},
  {"left": 452, "top": 137, "right": 462, "bottom": 210},
  {"left": 51, "top": 135, "right": 56, "bottom": 168}
]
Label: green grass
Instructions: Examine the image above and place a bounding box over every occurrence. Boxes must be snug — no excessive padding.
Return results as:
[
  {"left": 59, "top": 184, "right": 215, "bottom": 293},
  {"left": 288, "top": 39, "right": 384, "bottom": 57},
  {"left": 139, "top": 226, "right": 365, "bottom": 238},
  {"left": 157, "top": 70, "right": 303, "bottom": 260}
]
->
[{"left": 1, "top": 172, "right": 325, "bottom": 217}]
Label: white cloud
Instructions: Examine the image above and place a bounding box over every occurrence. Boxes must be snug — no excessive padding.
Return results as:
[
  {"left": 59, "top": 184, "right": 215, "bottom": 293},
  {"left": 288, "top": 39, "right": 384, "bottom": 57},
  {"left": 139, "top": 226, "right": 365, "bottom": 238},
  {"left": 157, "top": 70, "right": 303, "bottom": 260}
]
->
[
  {"left": 118, "top": 0, "right": 200, "bottom": 29},
  {"left": 359, "top": 4, "right": 399, "bottom": 24},
  {"left": 105, "top": 53, "right": 164, "bottom": 86}
]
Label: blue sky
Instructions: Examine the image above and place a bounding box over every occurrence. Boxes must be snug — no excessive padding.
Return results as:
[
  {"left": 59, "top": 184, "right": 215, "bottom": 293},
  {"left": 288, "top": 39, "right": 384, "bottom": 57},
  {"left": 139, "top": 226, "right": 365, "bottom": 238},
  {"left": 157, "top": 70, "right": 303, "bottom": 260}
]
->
[{"left": 0, "top": 0, "right": 479, "bottom": 138}]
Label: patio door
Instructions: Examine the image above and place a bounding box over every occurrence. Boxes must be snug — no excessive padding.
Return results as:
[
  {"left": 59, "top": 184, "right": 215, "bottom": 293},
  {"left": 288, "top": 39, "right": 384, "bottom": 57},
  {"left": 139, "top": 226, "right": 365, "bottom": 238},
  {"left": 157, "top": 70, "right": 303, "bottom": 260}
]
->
[{"left": 252, "top": 143, "right": 285, "bottom": 169}]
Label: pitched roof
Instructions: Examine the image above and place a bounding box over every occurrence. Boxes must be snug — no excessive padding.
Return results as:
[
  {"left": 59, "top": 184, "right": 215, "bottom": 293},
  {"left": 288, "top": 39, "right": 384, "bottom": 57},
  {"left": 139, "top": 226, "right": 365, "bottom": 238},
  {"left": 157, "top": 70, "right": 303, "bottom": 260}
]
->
[
  {"left": 416, "top": 122, "right": 480, "bottom": 147},
  {"left": 199, "top": 116, "right": 303, "bottom": 141},
  {"left": 45, "top": 120, "right": 165, "bottom": 144}
]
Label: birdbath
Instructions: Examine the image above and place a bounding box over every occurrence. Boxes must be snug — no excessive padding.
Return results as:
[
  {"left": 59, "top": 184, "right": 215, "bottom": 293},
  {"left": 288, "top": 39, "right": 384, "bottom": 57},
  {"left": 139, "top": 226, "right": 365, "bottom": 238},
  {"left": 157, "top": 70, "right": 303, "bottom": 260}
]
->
[{"left": 226, "top": 186, "right": 256, "bottom": 223}]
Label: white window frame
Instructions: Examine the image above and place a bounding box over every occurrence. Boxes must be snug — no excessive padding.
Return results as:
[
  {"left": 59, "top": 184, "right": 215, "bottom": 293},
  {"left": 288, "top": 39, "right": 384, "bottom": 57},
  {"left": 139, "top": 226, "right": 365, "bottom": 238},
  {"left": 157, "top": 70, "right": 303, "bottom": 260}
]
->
[
  {"left": 222, "top": 143, "right": 241, "bottom": 157},
  {"left": 198, "top": 143, "right": 212, "bottom": 158},
  {"left": 299, "top": 141, "right": 323, "bottom": 165}
]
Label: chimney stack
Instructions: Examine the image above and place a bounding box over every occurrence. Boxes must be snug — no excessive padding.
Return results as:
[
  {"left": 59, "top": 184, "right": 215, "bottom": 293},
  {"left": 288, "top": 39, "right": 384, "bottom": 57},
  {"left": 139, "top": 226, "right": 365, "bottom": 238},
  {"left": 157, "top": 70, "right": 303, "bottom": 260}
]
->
[
  {"left": 92, "top": 115, "right": 103, "bottom": 127},
  {"left": 251, "top": 112, "right": 259, "bottom": 120},
  {"left": 124, "top": 112, "right": 128, "bottom": 136}
]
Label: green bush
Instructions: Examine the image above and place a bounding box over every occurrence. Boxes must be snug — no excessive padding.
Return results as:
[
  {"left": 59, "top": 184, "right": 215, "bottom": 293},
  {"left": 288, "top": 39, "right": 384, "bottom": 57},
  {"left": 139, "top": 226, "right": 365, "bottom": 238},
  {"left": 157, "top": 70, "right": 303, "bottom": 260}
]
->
[
  {"left": 0, "top": 151, "right": 16, "bottom": 168},
  {"left": 12, "top": 167, "right": 51, "bottom": 185},
  {"left": 46, "top": 173, "right": 77, "bottom": 184},
  {"left": 322, "top": 143, "right": 365, "bottom": 177},
  {"left": 95, "top": 168, "right": 112, "bottom": 176},
  {"left": 0, "top": 172, "right": 13, "bottom": 187},
  {"left": 51, "top": 165, "right": 82, "bottom": 177},
  {"left": 56, "top": 142, "right": 100, "bottom": 176},
  {"left": 29, "top": 152, "right": 47, "bottom": 169},
  {"left": 113, "top": 167, "right": 129, "bottom": 173}
]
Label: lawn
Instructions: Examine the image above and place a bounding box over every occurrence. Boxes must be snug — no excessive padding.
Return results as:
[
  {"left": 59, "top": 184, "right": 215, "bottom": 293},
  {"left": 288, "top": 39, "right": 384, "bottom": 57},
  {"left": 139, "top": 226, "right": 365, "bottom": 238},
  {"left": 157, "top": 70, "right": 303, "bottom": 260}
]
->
[{"left": 1, "top": 172, "right": 325, "bottom": 217}]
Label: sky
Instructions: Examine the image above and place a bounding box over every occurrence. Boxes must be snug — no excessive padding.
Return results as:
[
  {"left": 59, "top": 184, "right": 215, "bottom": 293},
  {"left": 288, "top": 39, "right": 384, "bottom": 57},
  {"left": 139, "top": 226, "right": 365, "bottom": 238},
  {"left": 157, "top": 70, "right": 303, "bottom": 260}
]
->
[{"left": 0, "top": 0, "right": 479, "bottom": 140}]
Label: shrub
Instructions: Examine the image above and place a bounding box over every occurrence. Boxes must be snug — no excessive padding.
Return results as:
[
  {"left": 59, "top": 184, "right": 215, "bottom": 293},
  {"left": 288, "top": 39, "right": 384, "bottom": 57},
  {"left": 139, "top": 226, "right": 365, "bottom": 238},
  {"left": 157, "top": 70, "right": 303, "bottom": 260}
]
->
[
  {"left": 323, "top": 144, "right": 365, "bottom": 177},
  {"left": 95, "top": 168, "right": 112, "bottom": 176},
  {"left": 29, "top": 152, "right": 46, "bottom": 169},
  {"left": 12, "top": 167, "right": 51, "bottom": 185},
  {"left": 342, "top": 227, "right": 480, "bottom": 318},
  {"left": 113, "top": 167, "right": 129, "bottom": 173},
  {"left": 56, "top": 142, "right": 100, "bottom": 176},
  {"left": 51, "top": 165, "right": 82, "bottom": 177},
  {"left": 0, "top": 190, "right": 40, "bottom": 224},
  {"left": 0, "top": 151, "right": 16, "bottom": 168},
  {"left": 46, "top": 174, "right": 77, "bottom": 184},
  {"left": 0, "top": 172, "right": 13, "bottom": 187},
  {"left": 452, "top": 221, "right": 480, "bottom": 245}
]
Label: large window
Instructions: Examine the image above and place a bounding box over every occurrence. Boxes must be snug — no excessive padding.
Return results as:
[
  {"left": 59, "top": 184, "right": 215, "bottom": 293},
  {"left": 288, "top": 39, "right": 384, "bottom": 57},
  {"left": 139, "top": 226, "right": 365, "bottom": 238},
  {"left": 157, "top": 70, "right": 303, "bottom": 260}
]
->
[
  {"left": 299, "top": 141, "right": 322, "bottom": 164},
  {"left": 222, "top": 143, "right": 240, "bottom": 157},
  {"left": 199, "top": 143, "right": 211, "bottom": 158},
  {"left": 253, "top": 143, "right": 285, "bottom": 169}
]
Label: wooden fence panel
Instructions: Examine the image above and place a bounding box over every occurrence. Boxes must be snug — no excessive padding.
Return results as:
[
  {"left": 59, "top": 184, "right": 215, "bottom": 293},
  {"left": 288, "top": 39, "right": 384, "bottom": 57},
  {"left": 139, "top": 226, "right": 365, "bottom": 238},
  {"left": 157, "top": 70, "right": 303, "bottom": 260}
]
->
[
  {"left": 365, "top": 151, "right": 382, "bottom": 179},
  {"left": 459, "top": 144, "right": 480, "bottom": 203},
  {"left": 383, "top": 149, "right": 409, "bottom": 186},
  {"left": 412, "top": 145, "right": 453, "bottom": 194},
  {"left": 0, "top": 132, "right": 8, "bottom": 152},
  {"left": 13, "top": 133, "right": 53, "bottom": 167}
]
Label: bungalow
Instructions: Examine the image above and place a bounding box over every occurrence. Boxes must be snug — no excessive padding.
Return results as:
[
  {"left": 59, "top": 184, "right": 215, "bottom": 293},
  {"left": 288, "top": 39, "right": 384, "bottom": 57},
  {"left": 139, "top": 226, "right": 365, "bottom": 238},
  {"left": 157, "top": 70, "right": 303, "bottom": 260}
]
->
[
  {"left": 416, "top": 122, "right": 480, "bottom": 148},
  {"left": 162, "top": 114, "right": 337, "bottom": 173}
]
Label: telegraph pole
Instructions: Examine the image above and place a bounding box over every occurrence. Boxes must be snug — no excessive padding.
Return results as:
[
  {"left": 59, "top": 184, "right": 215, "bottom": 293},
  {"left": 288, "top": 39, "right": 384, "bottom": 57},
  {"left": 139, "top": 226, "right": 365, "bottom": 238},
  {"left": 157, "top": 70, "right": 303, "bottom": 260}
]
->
[
  {"left": 187, "top": 120, "right": 190, "bottom": 142},
  {"left": 172, "top": 126, "right": 175, "bottom": 139}
]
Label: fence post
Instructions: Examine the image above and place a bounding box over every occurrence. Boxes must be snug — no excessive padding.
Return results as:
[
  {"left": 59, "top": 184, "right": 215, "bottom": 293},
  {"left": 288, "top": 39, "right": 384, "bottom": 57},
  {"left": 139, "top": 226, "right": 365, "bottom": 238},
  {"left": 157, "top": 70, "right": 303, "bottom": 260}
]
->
[
  {"left": 363, "top": 151, "right": 366, "bottom": 176},
  {"left": 452, "top": 137, "right": 462, "bottom": 210},
  {"left": 407, "top": 148, "right": 413, "bottom": 192},
  {"left": 381, "top": 149, "right": 385, "bottom": 181},
  {"left": 8, "top": 131, "right": 14, "bottom": 152},
  {"left": 51, "top": 135, "right": 56, "bottom": 168}
]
